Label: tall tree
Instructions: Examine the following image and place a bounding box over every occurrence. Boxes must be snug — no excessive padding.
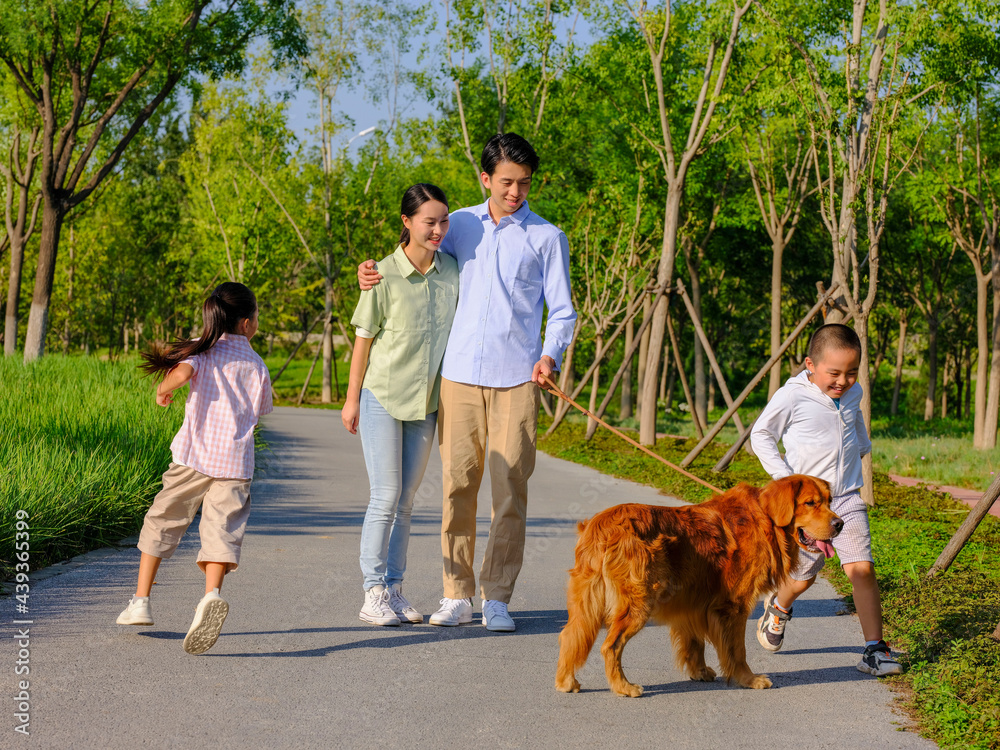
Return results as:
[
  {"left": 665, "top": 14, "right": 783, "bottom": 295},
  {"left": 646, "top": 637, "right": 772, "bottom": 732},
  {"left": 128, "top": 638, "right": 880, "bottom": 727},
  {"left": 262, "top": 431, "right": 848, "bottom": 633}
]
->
[
  {"left": 590, "top": 0, "right": 754, "bottom": 445},
  {"left": 1, "top": 122, "right": 41, "bottom": 355},
  {"left": 0, "top": 0, "right": 304, "bottom": 360}
]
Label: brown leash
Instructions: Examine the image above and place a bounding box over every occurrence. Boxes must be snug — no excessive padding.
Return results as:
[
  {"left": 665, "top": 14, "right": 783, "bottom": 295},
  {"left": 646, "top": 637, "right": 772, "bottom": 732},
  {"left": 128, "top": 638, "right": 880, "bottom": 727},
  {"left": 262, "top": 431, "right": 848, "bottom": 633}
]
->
[{"left": 539, "top": 374, "right": 724, "bottom": 496}]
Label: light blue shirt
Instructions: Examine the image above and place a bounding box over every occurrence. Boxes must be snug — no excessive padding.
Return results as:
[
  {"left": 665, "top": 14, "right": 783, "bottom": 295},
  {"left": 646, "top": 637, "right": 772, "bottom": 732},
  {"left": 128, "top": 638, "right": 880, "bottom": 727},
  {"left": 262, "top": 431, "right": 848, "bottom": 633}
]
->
[{"left": 440, "top": 199, "right": 576, "bottom": 388}]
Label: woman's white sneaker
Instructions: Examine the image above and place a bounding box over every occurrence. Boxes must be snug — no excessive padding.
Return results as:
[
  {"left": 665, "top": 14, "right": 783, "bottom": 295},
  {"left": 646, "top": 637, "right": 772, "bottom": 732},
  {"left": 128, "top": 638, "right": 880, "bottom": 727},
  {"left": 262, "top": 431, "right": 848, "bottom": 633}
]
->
[
  {"left": 428, "top": 597, "right": 473, "bottom": 626},
  {"left": 388, "top": 584, "right": 423, "bottom": 623},
  {"left": 360, "top": 586, "right": 401, "bottom": 626}
]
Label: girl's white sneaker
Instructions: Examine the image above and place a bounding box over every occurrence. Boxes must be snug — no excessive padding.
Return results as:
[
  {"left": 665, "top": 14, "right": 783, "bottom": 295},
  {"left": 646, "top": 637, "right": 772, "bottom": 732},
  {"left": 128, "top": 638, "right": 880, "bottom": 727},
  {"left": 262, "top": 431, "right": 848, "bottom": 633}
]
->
[
  {"left": 117, "top": 596, "right": 153, "bottom": 626},
  {"left": 182, "top": 589, "right": 229, "bottom": 655}
]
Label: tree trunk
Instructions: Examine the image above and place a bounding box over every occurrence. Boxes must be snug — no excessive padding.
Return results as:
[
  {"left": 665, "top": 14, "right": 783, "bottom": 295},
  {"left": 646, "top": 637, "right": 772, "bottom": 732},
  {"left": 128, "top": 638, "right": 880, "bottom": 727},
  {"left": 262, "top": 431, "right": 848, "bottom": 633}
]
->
[
  {"left": 768, "top": 238, "right": 785, "bottom": 398},
  {"left": 23, "top": 201, "right": 64, "bottom": 361},
  {"left": 659, "top": 342, "right": 669, "bottom": 401},
  {"left": 973, "top": 273, "right": 990, "bottom": 447},
  {"left": 691, "top": 272, "right": 707, "bottom": 427},
  {"left": 640, "top": 188, "right": 682, "bottom": 445},
  {"left": 924, "top": 317, "right": 938, "bottom": 421},
  {"left": 620, "top": 316, "right": 634, "bottom": 420},
  {"left": 585, "top": 334, "right": 603, "bottom": 440},
  {"left": 636, "top": 293, "right": 651, "bottom": 424},
  {"left": 4, "top": 236, "right": 25, "bottom": 356},
  {"left": 322, "top": 280, "right": 333, "bottom": 404},
  {"left": 891, "top": 314, "right": 907, "bottom": 416},
  {"left": 857, "top": 312, "right": 875, "bottom": 506},
  {"left": 982, "top": 278, "right": 1000, "bottom": 448},
  {"left": 941, "top": 353, "right": 949, "bottom": 420}
]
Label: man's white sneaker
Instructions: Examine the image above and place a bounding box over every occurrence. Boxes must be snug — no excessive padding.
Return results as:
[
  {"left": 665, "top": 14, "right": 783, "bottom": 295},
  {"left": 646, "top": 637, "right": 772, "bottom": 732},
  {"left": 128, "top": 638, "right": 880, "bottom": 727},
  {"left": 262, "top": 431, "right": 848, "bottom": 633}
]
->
[
  {"left": 482, "top": 599, "right": 515, "bottom": 632},
  {"left": 428, "top": 597, "right": 473, "bottom": 626},
  {"left": 360, "top": 586, "right": 401, "bottom": 626},
  {"left": 183, "top": 589, "right": 229, "bottom": 655},
  {"left": 117, "top": 596, "right": 153, "bottom": 626},
  {"left": 388, "top": 584, "right": 423, "bottom": 623}
]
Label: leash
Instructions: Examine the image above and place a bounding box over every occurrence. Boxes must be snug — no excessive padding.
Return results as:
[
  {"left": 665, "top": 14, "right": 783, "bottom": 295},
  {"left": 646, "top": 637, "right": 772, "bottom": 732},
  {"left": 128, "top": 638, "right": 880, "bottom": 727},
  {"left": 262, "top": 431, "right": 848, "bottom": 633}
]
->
[{"left": 539, "top": 374, "right": 724, "bottom": 495}]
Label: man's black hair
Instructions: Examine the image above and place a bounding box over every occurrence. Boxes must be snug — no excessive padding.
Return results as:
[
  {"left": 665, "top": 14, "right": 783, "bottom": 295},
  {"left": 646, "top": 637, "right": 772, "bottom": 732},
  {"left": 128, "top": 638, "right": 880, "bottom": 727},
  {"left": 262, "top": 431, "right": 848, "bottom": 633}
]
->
[{"left": 480, "top": 133, "right": 540, "bottom": 176}]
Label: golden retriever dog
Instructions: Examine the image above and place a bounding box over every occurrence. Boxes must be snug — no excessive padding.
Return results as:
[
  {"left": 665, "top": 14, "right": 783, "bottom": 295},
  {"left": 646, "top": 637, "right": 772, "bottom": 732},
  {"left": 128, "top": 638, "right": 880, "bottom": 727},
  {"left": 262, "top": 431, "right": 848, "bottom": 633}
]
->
[{"left": 554, "top": 474, "right": 840, "bottom": 696}]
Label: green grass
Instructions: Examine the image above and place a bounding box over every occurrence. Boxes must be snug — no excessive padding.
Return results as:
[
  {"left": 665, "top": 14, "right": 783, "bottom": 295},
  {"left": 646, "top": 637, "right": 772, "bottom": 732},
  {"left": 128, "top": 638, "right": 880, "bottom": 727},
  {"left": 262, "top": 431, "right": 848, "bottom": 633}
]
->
[
  {"left": 264, "top": 351, "right": 352, "bottom": 408},
  {"left": 0, "top": 355, "right": 183, "bottom": 578},
  {"left": 538, "top": 417, "right": 1000, "bottom": 750},
  {"left": 870, "top": 414, "right": 1000, "bottom": 490}
]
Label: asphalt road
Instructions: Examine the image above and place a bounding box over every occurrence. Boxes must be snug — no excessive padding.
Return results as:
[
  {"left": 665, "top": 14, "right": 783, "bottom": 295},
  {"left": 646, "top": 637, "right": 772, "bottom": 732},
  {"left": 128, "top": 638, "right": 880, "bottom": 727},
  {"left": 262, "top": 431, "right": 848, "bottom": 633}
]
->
[{"left": 5, "top": 406, "right": 935, "bottom": 749}]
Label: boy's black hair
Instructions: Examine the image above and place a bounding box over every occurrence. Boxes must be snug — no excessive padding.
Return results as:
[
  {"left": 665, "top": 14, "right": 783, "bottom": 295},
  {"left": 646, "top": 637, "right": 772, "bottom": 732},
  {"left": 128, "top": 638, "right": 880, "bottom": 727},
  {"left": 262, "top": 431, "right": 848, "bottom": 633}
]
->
[
  {"left": 807, "top": 323, "right": 862, "bottom": 362},
  {"left": 480, "top": 133, "right": 540, "bottom": 176}
]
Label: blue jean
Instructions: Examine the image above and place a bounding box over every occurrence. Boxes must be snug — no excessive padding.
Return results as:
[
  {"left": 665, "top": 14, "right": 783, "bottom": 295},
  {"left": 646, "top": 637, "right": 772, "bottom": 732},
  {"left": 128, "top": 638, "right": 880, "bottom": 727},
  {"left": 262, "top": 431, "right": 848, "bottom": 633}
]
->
[{"left": 358, "top": 389, "right": 437, "bottom": 591}]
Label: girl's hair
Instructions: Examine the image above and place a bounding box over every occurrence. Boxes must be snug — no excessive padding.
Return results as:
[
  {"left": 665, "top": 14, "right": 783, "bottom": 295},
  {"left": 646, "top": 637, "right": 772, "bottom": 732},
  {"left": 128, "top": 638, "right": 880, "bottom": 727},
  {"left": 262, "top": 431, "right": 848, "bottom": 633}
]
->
[
  {"left": 399, "top": 183, "right": 448, "bottom": 247},
  {"left": 140, "top": 282, "right": 257, "bottom": 376}
]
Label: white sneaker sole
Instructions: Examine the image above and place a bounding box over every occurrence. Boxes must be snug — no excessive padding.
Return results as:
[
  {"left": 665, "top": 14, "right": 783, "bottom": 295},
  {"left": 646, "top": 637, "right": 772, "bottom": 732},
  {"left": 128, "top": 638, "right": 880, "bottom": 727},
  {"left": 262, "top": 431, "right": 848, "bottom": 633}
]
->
[
  {"left": 183, "top": 598, "right": 229, "bottom": 655},
  {"left": 482, "top": 616, "right": 515, "bottom": 632},
  {"left": 429, "top": 611, "right": 473, "bottom": 626},
  {"left": 857, "top": 659, "right": 903, "bottom": 677},
  {"left": 395, "top": 610, "right": 424, "bottom": 624},
  {"left": 359, "top": 611, "right": 401, "bottom": 626},
  {"left": 117, "top": 612, "right": 153, "bottom": 626}
]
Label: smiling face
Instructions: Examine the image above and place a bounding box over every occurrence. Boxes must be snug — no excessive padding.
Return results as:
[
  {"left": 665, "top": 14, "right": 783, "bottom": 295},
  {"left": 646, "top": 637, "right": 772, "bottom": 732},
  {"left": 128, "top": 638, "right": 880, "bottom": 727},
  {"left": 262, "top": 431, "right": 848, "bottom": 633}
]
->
[
  {"left": 804, "top": 346, "right": 861, "bottom": 400},
  {"left": 401, "top": 199, "right": 450, "bottom": 255},
  {"left": 481, "top": 160, "right": 533, "bottom": 221}
]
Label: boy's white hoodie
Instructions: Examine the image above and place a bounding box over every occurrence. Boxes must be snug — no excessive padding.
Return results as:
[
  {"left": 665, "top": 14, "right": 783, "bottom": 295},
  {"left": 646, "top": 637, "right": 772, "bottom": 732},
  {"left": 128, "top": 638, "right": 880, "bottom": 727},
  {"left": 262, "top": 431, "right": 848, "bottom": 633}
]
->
[{"left": 751, "top": 369, "right": 872, "bottom": 498}]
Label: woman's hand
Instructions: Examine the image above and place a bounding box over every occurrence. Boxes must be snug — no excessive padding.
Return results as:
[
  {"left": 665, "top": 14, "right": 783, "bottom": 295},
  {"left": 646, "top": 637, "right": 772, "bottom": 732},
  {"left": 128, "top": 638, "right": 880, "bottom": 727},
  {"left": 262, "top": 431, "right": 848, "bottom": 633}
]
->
[{"left": 342, "top": 397, "right": 361, "bottom": 434}]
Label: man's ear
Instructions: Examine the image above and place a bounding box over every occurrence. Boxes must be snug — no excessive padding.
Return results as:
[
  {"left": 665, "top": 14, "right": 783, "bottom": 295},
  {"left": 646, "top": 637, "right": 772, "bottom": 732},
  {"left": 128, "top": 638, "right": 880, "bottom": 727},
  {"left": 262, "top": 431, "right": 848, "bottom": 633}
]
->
[{"left": 760, "top": 476, "right": 800, "bottom": 527}]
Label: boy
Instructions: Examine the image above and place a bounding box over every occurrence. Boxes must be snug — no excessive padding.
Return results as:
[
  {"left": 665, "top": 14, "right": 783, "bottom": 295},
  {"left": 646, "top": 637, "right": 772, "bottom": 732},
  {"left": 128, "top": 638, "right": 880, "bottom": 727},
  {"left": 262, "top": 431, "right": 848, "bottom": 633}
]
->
[
  {"left": 358, "top": 133, "right": 576, "bottom": 632},
  {"left": 750, "top": 323, "right": 902, "bottom": 677}
]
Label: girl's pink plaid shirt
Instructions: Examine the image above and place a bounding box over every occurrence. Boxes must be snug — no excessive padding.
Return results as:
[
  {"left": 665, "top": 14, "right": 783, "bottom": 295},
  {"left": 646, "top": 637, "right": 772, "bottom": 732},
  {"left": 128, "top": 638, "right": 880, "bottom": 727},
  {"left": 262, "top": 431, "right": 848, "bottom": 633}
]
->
[{"left": 169, "top": 334, "right": 273, "bottom": 480}]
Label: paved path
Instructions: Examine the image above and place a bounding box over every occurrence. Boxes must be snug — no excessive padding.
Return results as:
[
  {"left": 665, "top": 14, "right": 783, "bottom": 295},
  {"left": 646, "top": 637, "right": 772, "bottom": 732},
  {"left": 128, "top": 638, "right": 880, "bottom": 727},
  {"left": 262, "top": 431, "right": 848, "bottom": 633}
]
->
[
  {"left": 6, "top": 407, "right": 934, "bottom": 749},
  {"left": 889, "top": 473, "right": 1000, "bottom": 519}
]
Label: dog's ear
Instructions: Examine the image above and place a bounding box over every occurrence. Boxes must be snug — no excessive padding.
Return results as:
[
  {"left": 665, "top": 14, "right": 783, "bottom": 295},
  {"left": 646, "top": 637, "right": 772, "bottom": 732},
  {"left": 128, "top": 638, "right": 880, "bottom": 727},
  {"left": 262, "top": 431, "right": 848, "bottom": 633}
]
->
[{"left": 759, "top": 476, "right": 800, "bottom": 527}]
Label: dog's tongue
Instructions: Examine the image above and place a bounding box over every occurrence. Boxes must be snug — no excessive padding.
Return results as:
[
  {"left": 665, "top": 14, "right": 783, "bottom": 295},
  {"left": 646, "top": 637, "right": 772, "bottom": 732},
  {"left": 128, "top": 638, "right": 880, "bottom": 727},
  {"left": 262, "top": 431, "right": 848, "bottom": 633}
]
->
[{"left": 816, "top": 539, "right": 836, "bottom": 559}]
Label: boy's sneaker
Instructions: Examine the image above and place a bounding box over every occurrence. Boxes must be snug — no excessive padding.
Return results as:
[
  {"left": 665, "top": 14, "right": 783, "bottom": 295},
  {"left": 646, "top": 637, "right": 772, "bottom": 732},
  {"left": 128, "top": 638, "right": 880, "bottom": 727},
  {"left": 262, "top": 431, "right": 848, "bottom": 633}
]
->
[
  {"left": 183, "top": 589, "right": 229, "bottom": 655},
  {"left": 482, "top": 599, "right": 515, "bottom": 632},
  {"left": 428, "top": 597, "right": 473, "bottom": 626},
  {"left": 756, "top": 593, "right": 792, "bottom": 652},
  {"left": 117, "top": 596, "right": 153, "bottom": 626},
  {"left": 857, "top": 641, "right": 903, "bottom": 677},
  {"left": 388, "top": 584, "right": 423, "bottom": 623},
  {"left": 360, "top": 586, "right": 401, "bottom": 626}
]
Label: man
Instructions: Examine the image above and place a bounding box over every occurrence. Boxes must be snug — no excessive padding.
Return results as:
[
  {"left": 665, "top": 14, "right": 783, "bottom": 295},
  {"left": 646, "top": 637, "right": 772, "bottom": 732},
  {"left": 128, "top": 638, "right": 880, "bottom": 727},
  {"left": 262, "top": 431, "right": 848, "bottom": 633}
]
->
[{"left": 359, "top": 133, "right": 576, "bottom": 631}]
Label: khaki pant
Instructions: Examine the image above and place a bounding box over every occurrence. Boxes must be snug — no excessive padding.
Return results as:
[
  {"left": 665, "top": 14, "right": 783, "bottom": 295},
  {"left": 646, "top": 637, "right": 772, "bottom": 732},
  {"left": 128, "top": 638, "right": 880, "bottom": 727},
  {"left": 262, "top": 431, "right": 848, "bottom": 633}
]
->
[
  {"left": 138, "top": 463, "right": 252, "bottom": 573},
  {"left": 438, "top": 378, "right": 539, "bottom": 603}
]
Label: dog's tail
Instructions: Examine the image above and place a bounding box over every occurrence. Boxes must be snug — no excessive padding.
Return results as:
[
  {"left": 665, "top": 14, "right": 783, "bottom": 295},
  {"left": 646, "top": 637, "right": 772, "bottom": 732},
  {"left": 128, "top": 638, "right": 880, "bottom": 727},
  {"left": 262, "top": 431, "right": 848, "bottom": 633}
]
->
[{"left": 556, "top": 523, "right": 607, "bottom": 687}]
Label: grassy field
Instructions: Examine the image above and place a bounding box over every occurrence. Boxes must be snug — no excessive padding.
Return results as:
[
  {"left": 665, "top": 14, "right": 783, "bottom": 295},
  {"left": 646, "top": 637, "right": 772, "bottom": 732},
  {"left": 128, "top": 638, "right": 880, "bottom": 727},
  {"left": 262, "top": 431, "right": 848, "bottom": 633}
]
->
[
  {"left": 538, "top": 417, "right": 1000, "bottom": 750},
  {"left": 265, "top": 350, "right": 352, "bottom": 408},
  {"left": 0, "top": 355, "right": 183, "bottom": 578}
]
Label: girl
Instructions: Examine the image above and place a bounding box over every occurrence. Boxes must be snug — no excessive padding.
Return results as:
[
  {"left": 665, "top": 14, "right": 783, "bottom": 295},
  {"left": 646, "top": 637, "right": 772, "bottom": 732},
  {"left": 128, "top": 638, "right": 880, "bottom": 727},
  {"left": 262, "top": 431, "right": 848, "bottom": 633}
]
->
[
  {"left": 342, "top": 183, "right": 459, "bottom": 626},
  {"left": 117, "top": 282, "right": 273, "bottom": 655}
]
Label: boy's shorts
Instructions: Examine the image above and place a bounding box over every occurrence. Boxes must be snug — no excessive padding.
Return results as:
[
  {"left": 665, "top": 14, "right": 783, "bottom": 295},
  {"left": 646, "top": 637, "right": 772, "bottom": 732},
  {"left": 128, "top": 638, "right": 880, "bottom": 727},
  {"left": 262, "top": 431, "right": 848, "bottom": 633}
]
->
[
  {"left": 790, "top": 491, "right": 874, "bottom": 581},
  {"left": 138, "top": 463, "right": 252, "bottom": 573}
]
